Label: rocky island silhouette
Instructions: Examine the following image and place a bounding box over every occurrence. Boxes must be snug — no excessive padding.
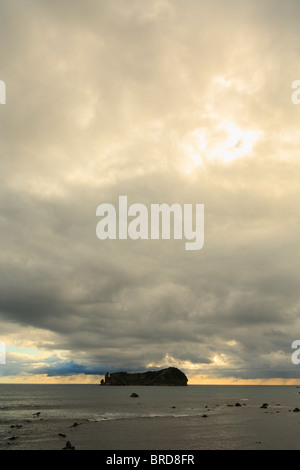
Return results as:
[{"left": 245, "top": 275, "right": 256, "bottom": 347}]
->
[{"left": 100, "top": 367, "right": 188, "bottom": 386}]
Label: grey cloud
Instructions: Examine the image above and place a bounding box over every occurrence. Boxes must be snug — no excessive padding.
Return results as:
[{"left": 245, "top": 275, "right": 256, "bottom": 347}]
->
[{"left": 1, "top": 0, "right": 300, "bottom": 381}]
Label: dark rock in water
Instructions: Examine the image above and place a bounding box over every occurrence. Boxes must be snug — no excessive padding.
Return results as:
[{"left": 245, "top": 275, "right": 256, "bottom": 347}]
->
[
  {"left": 235, "top": 402, "right": 241, "bottom": 407},
  {"left": 101, "top": 367, "right": 188, "bottom": 386},
  {"left": 171, "top": 406, "right": 176, "bottom": 408},
  {"left": 63, "top": 441, "right": 75, "bottom": 450},
  {"left": 58, "top": 433, "right": 66, "bottom": 438},
  {"left": 33, "top": 412, "right": 41, "bottom": 417},
  {"left": 201, "top": 414, "right": 208, "bottom": 418},
  {"left": 70, "top": 422, "right": 80, "bottom": 427},
  {"left": 260, "top": 403, "right": 269, "bottom": 409},
  {"left": 8, "top": 436, "right": 17, "bottom": 440},
  {"left": 130, "top": 393, "right": 139, "bottom": 397},
  {"left": 293, "top": 407, "right": 300, "bottom": 412}
]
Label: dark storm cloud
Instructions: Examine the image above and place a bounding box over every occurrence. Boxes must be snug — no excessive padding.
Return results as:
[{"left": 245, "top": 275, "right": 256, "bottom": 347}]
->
[
  {"left": 32, "top": 360, "right": 104, "bottom": 377},
  {"left": 1, "top": 167, "right": 300, "bottom": 380}
]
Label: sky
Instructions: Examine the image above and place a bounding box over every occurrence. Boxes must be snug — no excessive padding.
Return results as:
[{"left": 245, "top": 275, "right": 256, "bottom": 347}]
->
[{"left": 1, "top": 0, "right": 300, "bottom": 384}]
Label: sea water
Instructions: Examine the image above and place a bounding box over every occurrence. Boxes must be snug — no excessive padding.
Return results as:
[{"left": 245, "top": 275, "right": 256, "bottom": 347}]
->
[{"left": 1, "top": 384, "right": 300, "bottom": 449}]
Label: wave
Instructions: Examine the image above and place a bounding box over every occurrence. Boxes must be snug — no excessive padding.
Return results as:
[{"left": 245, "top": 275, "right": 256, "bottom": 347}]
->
[
  {"left": 89, "top": 409, "right": 212, "bottom": 422},
  {"left": 0, "top": 404, "right": 56, "bottom": 411}
]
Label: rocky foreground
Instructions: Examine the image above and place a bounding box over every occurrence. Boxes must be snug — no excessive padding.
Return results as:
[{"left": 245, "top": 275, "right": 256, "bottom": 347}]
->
[{"left": 4, "top": 400, "right": 300, "bottom": 450}]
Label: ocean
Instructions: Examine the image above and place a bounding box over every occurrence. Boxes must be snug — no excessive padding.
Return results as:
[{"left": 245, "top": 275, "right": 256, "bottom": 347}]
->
[{"left": 1, "top": 384, "right": 300, "bottom": 450}]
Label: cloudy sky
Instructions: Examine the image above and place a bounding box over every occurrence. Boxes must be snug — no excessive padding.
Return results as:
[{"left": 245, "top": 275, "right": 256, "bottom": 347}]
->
[{"left": 1, "top": 0, "right": 300, "bottom": 384}]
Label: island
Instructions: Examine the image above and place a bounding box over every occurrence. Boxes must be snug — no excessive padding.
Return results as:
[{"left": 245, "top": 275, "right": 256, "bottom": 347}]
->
[{"left": 100, "top": 367, "right": 188, "bottom": 386}]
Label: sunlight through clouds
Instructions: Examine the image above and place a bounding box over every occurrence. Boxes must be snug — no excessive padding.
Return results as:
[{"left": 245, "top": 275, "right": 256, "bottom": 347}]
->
[{"left": 181, "top": 119, "right": 261, "bottom": 172}]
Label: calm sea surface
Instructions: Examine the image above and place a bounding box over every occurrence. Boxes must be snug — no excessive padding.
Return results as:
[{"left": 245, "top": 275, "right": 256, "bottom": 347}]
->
[{"left": 1, "top": 384, "right": 300, "bottom": 449}]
